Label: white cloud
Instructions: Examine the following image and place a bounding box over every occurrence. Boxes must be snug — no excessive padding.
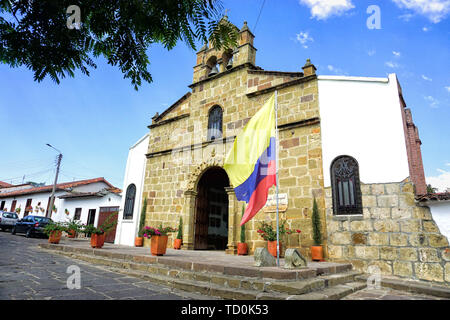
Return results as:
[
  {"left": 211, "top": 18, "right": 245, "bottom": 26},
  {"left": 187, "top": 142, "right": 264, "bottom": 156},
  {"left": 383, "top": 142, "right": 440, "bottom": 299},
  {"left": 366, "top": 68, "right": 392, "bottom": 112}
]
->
[
  {"left": 445, "top": 86, "right": 450, "bottom": 92},
  {"left": 427, "top": 169, "right": 450, "bottom": 192},
  {"left": 326, "top": 65, "right": 348, "bottom": 75},
  {"left": 422, "top": 74, "right": 433, "bottom": 81},
  {"left": 299, "top": 0, "right": 355, "bottom": 20},
  {"left": 385, "top": 61, "right": 400, "bottom": 68},
  {"left": 368, "top": 50, "right": 376, "bottom": 56},
  {"left": 392, "top": 0, "right": 450, "bottom": 23},
  {"left": 393, "top": 51, "right": 401, "bottom": 57},
  {"left": 424, "top": 95, "right": 439, "bottom": 107},
  {"left": 399, "top": 13, "right": 415, "bottom": 21},
  {"left": 423, "top": 26, "right": 430, "bottom": 31},
  {"left": 295, "top": 31, "right": 314, "bottom": 48}
]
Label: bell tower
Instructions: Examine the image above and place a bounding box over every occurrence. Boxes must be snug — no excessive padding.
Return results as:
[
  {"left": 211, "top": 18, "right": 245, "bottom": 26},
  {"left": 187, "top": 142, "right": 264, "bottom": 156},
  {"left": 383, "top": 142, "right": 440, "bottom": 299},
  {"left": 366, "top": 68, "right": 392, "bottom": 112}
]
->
[{"left": 193, "top": 20, "right": 257, "bottom": 83}]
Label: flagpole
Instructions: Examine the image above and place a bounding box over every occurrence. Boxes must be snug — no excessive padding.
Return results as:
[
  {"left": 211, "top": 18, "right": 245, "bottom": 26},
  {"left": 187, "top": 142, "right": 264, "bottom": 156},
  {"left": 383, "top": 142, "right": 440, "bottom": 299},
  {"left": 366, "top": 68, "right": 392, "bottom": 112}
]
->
[{"left": 275, "top": 90, "right": 280, "bottom": 267}]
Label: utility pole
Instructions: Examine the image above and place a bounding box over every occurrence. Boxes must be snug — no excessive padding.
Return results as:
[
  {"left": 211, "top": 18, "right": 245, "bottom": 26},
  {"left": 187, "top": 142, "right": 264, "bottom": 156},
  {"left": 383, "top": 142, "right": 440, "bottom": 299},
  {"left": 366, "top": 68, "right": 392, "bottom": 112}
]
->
[{"left": 46, "top": 144, "right": 62, "bottom": 218}]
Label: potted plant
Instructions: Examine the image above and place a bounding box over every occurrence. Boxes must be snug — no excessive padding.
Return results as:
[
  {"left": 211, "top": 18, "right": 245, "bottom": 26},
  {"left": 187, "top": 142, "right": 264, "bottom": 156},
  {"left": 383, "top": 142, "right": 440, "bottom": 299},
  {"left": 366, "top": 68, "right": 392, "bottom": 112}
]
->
[
  {"left": 173, "top": 217, "right": 183, "bottom": 250},
  {"left": 64, "top": 208, "right": 70, "bottom": 216},
  {"left": 257, "top": 220, "right": 300, "bottom": 258},
  {"left": 65, "top": 218, "right": 82, "bottom": 238},
  {"left": 52, "top": 205, "right": 57, "bottom": 213},
  {"left": 237, "top": 206, "right": 248, "bottom": 255},
  {"left": 82, "top": 212, "right": 118, "bottom": 248},
  {"left": 143, "top": 224, "right": 177, "bottom": 256},
  {"left": 135, "top": 198, "right": 147, "bottom": 247},
  {"left": 15, "top": 207, "right": 21, "bottom": 214},
  {"left": 43, "top": 222, "right": 66, "bottom": 244},
  {"left": 311, "top": 197, "right": 324, "bottom": 261}
]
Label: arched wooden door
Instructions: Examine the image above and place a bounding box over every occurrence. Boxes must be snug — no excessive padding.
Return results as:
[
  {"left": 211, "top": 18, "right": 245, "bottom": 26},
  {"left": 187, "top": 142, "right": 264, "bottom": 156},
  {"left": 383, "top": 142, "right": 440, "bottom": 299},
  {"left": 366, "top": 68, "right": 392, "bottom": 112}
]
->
[{"left": 194, "top": 167, "right": 229, "bottom": 250}]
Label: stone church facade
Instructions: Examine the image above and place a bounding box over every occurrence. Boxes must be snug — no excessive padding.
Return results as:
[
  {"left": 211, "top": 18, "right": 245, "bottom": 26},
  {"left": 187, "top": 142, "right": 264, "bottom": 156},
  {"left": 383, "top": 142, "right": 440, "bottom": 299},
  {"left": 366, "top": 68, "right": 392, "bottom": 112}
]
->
[{"left": 141, "top": 21, "right": 449, "bottom": 285}]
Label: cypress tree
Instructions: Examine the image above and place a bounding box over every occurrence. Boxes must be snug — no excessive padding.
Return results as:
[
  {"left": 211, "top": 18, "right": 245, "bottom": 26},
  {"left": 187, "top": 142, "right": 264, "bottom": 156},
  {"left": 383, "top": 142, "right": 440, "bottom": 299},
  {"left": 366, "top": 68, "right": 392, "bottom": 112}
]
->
[
  {"left": 138, "top": 198, "right": 147, "bottom": 237},
  {"left": 312, "top": 197, "right": 322, "bottom": 246},
  {"left": 177, "top": 217, "right": 183, "bottom": 240},
  {"left": 240, "top": 205, "right": 246, "bottom": 243}
]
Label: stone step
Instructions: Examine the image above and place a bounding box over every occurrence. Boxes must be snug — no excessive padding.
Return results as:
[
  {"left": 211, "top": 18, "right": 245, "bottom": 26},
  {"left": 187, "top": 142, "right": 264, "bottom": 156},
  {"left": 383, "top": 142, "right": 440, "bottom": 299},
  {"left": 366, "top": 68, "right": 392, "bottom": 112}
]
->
[
  {"left": 287, "top": 282, "right": 367, "bottom": 300},
  {"left": 265, "top": 271, "right": 362, "bottom": 295},
  {"left": 39, "top": 245, "right": 365, "bottom": 300},
  {"left": 355, "top": 275, "right": 450, "bottom": 299},
  {"left": 38, "top": 243, "right": 352, "bottom": 280}
]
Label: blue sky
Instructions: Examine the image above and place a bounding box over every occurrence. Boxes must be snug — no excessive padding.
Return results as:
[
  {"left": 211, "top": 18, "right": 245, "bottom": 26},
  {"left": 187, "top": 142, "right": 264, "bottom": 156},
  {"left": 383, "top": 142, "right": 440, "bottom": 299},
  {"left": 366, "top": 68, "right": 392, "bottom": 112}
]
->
[{"left": 1, "top": 0, "right": 449, "bottom": 190}]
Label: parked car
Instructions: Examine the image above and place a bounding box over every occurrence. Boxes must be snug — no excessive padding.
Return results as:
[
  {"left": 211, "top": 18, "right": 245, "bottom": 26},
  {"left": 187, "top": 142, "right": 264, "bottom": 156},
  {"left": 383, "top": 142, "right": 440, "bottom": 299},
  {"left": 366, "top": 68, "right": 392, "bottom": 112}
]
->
[
  {"left": 0, "top": 211, "right": 19, "bottom": 231},
  {"left": 11, "top": 215, "right": 53, "bottom": 238}
]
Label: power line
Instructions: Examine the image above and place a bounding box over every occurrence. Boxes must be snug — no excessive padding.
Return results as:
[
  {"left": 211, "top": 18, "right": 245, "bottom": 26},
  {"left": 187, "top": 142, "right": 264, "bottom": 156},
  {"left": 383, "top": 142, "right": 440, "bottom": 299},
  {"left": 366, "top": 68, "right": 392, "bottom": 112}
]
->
[
  {"left": 0, "top": 168, "right": 54, "bottom": 183},
  {"left": 253, "top": 0, "right": 267, "bottom": 32}
]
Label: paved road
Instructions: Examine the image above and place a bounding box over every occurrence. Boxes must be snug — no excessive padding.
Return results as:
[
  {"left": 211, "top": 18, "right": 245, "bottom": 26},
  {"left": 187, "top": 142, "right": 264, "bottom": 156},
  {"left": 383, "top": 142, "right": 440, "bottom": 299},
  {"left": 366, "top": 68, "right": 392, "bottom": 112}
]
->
[{"left": 0, "top": 231, "right": 210, "bottom": 300}]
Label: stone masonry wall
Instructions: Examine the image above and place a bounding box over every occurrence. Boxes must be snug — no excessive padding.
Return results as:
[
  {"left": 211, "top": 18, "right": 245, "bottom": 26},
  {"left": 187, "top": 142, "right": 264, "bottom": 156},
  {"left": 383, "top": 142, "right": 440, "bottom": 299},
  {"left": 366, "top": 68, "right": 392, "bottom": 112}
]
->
[
  {"left": 142, "top": 63, "right": 327, "bottom": 256},
  {"left": 325, "top": 181, "right": 450, "bottom": 285}
]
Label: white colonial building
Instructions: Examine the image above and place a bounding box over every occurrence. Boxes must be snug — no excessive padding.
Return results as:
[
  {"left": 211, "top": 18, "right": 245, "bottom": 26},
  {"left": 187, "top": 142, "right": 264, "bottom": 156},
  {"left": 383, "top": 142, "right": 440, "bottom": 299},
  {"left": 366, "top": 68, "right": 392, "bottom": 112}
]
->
[
  {"left": 0, "top": 177, "right": 122, "bottom": 241},
  {"left": 115, "top": 133, "right": 150, "bottom": 246}
]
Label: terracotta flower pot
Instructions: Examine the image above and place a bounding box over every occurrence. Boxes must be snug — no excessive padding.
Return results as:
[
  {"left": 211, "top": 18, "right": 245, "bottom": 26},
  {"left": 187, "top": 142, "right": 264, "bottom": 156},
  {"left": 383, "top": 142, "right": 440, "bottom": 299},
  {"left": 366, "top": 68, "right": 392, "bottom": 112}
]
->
[
  {"left": 135, "top": 237, "right": 143, "bottom": 247},
  {"left": 173, "top": 238, "right": 182, "bottom": 250},
  {"left": 91, "top": 233, "right": 105, "bottom": 248},
  {"left": 311, "top": 245, "right": 324, "bottom": 261},
  {"left": 48, "top": 231, "right": 62, "bottom": 244},
  {"left": 237, "top": 242, "right": 248, "bottom": 255},
  {"left": 267, "top": 241, "right": 282, "bottom": 258},
  {"left": 67, "top": 229, "right": 76, "bottom": 238},
  {"left": 151, "top": 235, "right": 168, "bottom": 256}
]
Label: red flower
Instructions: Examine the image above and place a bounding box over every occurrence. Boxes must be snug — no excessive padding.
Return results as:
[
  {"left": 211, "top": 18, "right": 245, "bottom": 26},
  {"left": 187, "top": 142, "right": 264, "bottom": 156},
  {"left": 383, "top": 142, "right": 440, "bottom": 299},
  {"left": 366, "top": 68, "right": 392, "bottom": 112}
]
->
[{"left": 296, "top": 229, "right": 301, "bottom": 233}]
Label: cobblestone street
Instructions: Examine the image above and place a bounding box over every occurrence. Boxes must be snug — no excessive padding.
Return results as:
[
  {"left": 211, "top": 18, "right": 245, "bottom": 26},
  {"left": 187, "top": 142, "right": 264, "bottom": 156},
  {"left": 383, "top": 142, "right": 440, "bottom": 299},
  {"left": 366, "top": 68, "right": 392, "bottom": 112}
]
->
[
  {"left": 0, "top": 232, "right": 210, "bottom": 300},
  {"left": 0, "top": 231, "right": 447, "bottom": 300}
]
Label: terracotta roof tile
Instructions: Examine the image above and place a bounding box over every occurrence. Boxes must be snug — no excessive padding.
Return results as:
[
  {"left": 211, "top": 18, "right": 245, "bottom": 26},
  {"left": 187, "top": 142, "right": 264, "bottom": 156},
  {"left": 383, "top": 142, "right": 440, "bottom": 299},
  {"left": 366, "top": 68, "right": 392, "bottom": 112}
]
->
[
  {"left": 0, "top": 177, "right": 116, "bottom": 198},
  {"left": 416, "top": 192, "right": 450, "bottom": 202},
  {"left": 0, "top": 181, "right": 13, "bottom": 188}
]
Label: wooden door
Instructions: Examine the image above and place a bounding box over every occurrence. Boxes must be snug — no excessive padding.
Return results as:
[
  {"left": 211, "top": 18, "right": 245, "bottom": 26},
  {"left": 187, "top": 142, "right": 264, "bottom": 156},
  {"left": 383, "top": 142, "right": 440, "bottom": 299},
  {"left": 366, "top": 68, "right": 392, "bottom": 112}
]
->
[
  {"left": 97, "top": 207, "right": 119, "bottom": 243},
  {"left": 194, "top": 185, "right": 209, "bottom": 249}
]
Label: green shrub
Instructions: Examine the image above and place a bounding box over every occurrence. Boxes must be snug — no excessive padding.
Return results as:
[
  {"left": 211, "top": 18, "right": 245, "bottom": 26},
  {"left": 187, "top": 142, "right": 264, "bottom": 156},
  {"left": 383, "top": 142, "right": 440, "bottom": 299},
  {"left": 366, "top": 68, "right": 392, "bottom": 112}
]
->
[
  {"left": 176, "top": 217, "right": 183, "bottom": 240},
  {"left": 240, "top": 205, "right": 245, "bottom": 243},
  {"left": 138, "top": 198, "right": 147, "bottom": 237},
  {"left": 311, "top": 197, "right": 322, "bottom": 246}
]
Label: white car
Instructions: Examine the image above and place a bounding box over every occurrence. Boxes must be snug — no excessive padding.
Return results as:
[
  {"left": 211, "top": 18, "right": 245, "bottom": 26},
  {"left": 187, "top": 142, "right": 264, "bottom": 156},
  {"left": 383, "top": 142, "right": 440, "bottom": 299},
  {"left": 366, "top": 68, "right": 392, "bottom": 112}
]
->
[{"left": 0, "top": 211, "right": 19, "bottom": 231}]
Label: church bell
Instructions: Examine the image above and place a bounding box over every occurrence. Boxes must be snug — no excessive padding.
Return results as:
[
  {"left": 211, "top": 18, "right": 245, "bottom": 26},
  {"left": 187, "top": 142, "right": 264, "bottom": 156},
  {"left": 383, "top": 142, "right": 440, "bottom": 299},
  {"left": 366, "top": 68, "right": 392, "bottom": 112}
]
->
[
  {"left": 226, "top": 58, "right": 233, "bottom": 70},
  {"left": 208, "top": 65, "right": 219, "bottom": 77}
]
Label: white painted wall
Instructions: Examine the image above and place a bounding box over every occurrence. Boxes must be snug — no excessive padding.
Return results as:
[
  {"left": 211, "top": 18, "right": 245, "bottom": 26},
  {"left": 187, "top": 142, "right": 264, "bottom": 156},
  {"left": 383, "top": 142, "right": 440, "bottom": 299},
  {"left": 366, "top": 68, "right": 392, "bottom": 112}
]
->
[
  {"left": 0, "top": 185, "right": 121, "bottom": 226},
  {"left": 115, "top": 133, "right": 150, "bottom": 246},
  {"left": 318, "top": 74, "right": 410, "bottom": 187},
  {"left": 426, "top": 202, "right": 450, "bottom": 241}
]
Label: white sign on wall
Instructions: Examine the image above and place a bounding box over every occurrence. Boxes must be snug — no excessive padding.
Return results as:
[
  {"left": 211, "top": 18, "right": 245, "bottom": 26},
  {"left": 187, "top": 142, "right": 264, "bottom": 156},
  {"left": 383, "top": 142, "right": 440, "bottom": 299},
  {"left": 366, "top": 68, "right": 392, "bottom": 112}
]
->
[{"left": 263, "top": 193, "right": 288, "bottom": 213}]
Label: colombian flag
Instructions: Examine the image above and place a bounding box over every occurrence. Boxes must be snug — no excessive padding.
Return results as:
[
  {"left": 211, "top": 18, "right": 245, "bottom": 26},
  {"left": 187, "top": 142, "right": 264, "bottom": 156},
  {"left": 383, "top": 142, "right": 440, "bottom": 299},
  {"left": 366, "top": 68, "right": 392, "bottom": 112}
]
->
[{"left": 224, "top": 93, "right": 276, "bottom": 226}]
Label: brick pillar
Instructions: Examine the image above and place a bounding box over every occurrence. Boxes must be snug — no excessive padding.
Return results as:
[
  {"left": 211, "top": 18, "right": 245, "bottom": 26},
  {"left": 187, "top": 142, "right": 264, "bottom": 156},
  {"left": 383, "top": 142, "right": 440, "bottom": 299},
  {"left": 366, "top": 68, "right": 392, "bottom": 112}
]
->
[
  {"left": 225, "top": 187, "right": 238, "bottom": 255},
  {"left": 181, "top": 190, "right": 197, "bottom": 250},
  {"left": 402, "top": 108, "right": 427, "bottom": 195}
]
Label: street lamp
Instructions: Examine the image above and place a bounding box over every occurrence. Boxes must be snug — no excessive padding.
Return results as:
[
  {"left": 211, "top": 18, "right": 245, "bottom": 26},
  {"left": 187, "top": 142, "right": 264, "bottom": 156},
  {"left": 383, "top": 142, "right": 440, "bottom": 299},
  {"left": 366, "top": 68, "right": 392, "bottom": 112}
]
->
[{"left": 46, "top": 144, "right": 63, "bottom": 218}]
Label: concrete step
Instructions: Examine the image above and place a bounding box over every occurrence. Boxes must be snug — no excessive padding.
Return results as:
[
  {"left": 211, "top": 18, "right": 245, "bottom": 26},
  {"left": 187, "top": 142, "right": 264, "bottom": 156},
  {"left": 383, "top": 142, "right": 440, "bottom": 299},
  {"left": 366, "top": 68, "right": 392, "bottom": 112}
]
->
[{"left": 39, "top": 245, "right": 365, "bottom": 300}]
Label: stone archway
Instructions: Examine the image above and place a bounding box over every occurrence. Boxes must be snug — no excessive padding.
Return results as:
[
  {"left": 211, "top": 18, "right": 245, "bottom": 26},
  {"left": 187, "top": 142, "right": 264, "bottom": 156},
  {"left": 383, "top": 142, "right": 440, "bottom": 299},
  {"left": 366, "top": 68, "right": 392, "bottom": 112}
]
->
[{"left": 182, "top": 161, "right": 239, "bottom": 254}]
